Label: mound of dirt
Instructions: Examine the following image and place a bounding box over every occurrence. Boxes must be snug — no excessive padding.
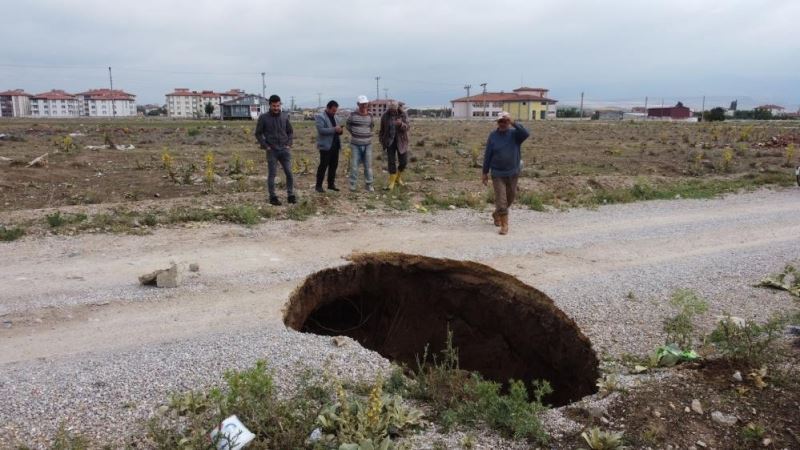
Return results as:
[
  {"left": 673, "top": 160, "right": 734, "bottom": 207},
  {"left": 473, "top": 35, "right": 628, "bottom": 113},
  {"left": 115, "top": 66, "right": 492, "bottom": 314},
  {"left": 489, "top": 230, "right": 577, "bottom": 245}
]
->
[{"left": 283, "top": 252, "right": 599, "bottom": 406}]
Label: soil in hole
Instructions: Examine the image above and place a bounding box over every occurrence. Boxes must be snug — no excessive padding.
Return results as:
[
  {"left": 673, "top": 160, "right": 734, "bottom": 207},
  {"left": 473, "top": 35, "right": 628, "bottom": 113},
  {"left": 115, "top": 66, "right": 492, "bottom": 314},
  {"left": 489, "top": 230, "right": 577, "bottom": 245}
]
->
[{"left": 284, "top": 252, "right": 600, "bottom": 406}]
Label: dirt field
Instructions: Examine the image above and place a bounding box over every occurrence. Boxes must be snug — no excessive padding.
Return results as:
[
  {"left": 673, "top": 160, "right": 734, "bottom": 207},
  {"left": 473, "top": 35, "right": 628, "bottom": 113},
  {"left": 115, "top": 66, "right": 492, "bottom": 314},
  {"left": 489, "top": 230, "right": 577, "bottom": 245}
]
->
[{"left": 1, "top": 117, "right": 799, "bottom": 448}]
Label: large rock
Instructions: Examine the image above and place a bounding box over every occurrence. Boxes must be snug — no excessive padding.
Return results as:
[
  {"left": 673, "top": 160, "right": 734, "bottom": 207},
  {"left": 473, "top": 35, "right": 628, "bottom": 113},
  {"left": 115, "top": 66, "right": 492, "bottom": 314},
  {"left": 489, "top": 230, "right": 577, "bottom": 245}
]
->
[
  {"left": 711, "top": 411, "right": 738, "bottom": 426},
  {"left": 139, "top": 263, "right": 180, "bottom": 288}
]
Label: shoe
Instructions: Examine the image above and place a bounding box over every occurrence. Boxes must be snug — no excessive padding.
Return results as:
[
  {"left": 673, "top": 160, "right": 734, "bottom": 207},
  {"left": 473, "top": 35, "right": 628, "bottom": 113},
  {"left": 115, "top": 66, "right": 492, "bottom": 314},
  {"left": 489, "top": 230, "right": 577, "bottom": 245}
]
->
[
  {"left": 315, "top": 185, "right": 325, "bottom": 193},
  {"left": 366, "top": 184, "right": 375, "bottom": 192},
  {"left": 499, "top": 215, "right": 509, "bottom": 235},
  {"left": 492, "top": 211, "right": 500, "bottom": 227},
  {"left": 327, "top": 185, "right": 340, "bottom": 192},
  {"left": 287, "top": 195, "right": 297, "bottom": 204},
  {"left": 385, "top": 174, "right": 398, "bottom": 191},
  {"left": 269, "top": 196, "right": 282, "bottom": 206},
  {"left": 396, "top": 170, "right": 406, "bottom": 186}
]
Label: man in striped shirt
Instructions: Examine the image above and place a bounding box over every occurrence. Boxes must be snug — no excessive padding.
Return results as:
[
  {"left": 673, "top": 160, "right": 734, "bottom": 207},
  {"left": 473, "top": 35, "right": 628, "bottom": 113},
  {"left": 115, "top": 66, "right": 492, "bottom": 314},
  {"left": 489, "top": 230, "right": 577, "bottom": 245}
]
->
[{"left": 345, "top": 95, "right": 375, "bottom": 192}]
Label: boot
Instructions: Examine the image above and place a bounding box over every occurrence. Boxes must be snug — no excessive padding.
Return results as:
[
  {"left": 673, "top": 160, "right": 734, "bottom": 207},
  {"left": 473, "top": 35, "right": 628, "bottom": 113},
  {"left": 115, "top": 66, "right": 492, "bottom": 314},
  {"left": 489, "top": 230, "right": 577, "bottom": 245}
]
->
[
  {"left": 499, "top": 215, "right": 509, "bottom": 235},
  {"left": 396, "top": 170, "right": 406, "bottom": 186},
  {"left": 385, "top": 173, "right": 398, "bottom": 191},
  {"left": 492, "top": 211, "right": 500, "bottom": 227}
]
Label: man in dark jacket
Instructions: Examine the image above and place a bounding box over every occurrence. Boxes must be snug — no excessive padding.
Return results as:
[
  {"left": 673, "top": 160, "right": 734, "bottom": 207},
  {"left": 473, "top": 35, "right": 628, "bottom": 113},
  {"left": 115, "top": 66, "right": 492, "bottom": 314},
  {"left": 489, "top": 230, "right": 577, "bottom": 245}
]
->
[
  {"left": 314, "top": 100, "right": 343, "bottom": 192},
  {"left": 378, "top": 101, "right": 410, "bottom": 191},
  {"left": 255, "top": 95, "right": 295, "bottom": 205},
  {"left": 481, "top": 111, "right": 529, "bottom": 235}
]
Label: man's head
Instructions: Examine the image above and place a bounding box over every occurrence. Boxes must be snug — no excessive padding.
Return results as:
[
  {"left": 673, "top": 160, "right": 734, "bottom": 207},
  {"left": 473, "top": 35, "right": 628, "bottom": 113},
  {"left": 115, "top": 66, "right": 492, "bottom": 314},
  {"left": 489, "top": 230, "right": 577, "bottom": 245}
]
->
[
  {"left": 496, "top": 111, "right": 512, "bottom": 131},
  {"left": 326, "top": 100, "right": 339, "bottom": 115},
  {"left": 356, "top": 95, "right": 369, "bottom": 113},
  {"left": 387, "top": 101, "right": 398, "bottom": 113},
  {"left": 269, "top": 95, "right": 281, "bottom": 114}
]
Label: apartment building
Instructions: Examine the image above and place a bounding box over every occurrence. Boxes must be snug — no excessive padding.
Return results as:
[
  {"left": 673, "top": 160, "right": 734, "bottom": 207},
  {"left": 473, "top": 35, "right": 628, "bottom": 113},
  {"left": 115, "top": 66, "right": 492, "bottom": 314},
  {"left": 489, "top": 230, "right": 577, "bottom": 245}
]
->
[
  {"left": 30, "top": 90, "right": 79, "bottom": 117},
  {"left": 0, "top": 89, "right": 32, "bottom": 117},
  {"left": 166, "top": 88, "right": 245, "bottom": 118},
  {"left": 76, "top": 89, "right": 137, "bottom": 117}
]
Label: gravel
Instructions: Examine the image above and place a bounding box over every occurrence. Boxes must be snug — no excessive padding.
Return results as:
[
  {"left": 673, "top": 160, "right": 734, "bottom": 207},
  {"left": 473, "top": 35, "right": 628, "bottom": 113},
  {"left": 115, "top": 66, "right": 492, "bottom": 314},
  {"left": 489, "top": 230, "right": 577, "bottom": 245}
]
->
[{"left": 1, "top": 188, "right": 799, "bottom": 448}]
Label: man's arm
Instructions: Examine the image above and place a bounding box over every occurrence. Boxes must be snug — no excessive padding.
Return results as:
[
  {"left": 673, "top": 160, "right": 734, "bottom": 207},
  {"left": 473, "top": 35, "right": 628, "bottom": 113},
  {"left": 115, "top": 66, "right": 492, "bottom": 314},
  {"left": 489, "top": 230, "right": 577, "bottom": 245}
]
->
[
  {"left": 315, "top": 114, "right": 335, "bottom": 135},
  {"left": 481, "top": 137, "right": 493, "bottom": 185},
  {"left": 254, "top": 115, "right": 267, "bottom": 149},
  {"left": 286, "top": 115, "right": 294, "bottom": 147},
  {"left": 399, "top": 111, "right": 410, "bottom": 131},
  {"left": 512, "top": 121, "right": 530, "bottom": 144}
]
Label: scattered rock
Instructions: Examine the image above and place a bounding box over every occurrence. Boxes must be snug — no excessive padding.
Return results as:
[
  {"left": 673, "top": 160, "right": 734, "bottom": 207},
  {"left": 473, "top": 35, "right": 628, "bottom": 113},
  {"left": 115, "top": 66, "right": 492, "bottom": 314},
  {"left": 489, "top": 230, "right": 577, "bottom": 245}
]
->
[
  {"left": 684, "top": 406, "right": 691, "bottom": 413},
  {"left": 138, "top": 263, "right": 180, "bottom": 288},
  {"left": 732, "top": 371, "right": 743, "bottom": 382},
  {"left": 26, "top": 153, "right": 49, "bottom": 168},
  {"left": 762, "top": 438, "right": 772, "bottom": 447},
  {"left": 331, "top": 336, "right": 349, "bottom": 347},
  {"left": 711, "top": 411, "right": 738, "bottom": 426},
  {"left": 696, "top": 440, "right": 708, "bottom": 448},
  {"left": 586, "top": 406, "right": 606, "bottom": 419},
  {"left": 691, "top": 399, "right": 704, "bottom": 415},
  {"left": 189, "top": 263, "right": 200, "bottom": 273},
  {"left": 2, "top": 320, "right": 12, "bottom": 329}
]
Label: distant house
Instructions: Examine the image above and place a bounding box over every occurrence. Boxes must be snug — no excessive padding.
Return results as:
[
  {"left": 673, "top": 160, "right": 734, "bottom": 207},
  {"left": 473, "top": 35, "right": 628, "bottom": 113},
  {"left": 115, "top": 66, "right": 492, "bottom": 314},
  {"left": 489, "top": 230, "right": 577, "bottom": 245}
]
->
[
  {"left": 755, "top": 104, "right": 785, "bottom": 116},
  {"left": 647, "top": 102, "right": 691, "bottom": 120},
  {"left": 166, "top": 88, "right": 245, "bottom": 118},
  {"left": 221, "top": 94, "right": 268, "bottom": 120},
  {"left": 31, "top": 90, "right": 80, "bottom": 117},
  {"left": 75, "top": 88, "right": 137, "bottom": 117},
  {"left": 0, "top": 89, "right": 32, "bottom": 117},
  {"left": 451, "top": 87, "right": 557, "bottom": 120},
  {"left": 593, "top": 110, "right": 624, "bottom": 121}
]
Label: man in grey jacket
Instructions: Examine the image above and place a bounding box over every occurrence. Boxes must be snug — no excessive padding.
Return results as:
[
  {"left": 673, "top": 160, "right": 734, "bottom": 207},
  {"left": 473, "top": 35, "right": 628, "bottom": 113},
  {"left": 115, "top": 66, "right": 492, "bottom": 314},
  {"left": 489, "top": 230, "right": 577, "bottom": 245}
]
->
[
  {"left": 255, "top": 95, "right": 295, "bottom": 205},
  {"left": 314, "top": 100, "right": 343, "bottom": 192}
]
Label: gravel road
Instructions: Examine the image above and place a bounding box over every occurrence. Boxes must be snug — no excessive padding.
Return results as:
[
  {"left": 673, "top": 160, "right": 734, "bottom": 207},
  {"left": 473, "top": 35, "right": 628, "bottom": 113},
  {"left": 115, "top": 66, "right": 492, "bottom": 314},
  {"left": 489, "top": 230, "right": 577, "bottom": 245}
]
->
[{"left": 1, "top": 189, "right": 798, "bottom": 448}]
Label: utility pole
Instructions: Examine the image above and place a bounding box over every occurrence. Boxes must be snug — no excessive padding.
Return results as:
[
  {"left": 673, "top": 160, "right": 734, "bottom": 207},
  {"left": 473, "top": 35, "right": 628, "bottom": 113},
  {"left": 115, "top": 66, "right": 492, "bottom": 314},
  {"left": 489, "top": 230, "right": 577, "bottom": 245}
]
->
[
  {"left": 644, "top": 96, "right": 648, "bottom": 112},
  {"left": 375, "top": 76, "right": 380, "bottom": 101},
  {"left": 261, "top": 72, "right": 266, "bottom": 99},
  {"left": 290, "top": 96, "right": 295, "bottom": 111},
  {"left": 317, "top": 93, "right": 322, "bottom": 109},
  {"left": 108, "top": 66, "right": 116, "bottom": 118},
  {"left": 464, "top": 84, "right": 472, "bottom": 119},
  {"left": 383, "top": 88, "right": 388, "bottom": 100},
  {"left": 579, "top": 91, "right": 584, "bottom": 119},
  {"left": 480, "top": 82, "right": 487, "bottom": 118},
  {"left": 701, "top": 95, "right": 706, "bottom": 119}
]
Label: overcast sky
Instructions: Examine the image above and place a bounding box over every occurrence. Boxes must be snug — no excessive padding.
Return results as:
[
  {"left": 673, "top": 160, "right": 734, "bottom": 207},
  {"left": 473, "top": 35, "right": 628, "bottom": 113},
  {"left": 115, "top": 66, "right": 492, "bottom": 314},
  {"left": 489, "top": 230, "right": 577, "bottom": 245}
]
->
[{"left": 1, "top": 0, "right": 798, "bottom": 110}]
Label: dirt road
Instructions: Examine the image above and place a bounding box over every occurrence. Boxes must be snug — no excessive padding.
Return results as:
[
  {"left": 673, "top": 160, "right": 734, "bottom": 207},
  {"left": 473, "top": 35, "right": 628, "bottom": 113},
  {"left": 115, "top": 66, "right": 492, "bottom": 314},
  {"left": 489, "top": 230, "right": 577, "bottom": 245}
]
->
[{"left": 2, "top": 189, "right": 798, "bottom": 365}]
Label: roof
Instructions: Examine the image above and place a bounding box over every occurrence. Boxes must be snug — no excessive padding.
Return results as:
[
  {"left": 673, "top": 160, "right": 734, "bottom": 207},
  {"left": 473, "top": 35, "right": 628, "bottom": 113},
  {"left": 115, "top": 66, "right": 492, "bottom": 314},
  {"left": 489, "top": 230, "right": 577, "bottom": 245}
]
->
[
  {"left": 167, "top": 89, "right": 201, "bottom": 97},
  {"left": 32, "top": 89, "right": 76, "bottom": 100},
  {"left": 513, "top": 87, "right": 548, "bottom": 92},
  {"left": 451, "top": 92, "right": 557, "bottom": 103},
  {"left": 221, "top": 95, "right": 267, "bottom": 106},
  {"left": 755, "top": 104, "right": 785, "bottom": 110},
  {"left": 76, "top": 88, "right": 135, "bottom": 100},
  {"left": 0, "top": 89, "right": 32, "bottom": 97}
]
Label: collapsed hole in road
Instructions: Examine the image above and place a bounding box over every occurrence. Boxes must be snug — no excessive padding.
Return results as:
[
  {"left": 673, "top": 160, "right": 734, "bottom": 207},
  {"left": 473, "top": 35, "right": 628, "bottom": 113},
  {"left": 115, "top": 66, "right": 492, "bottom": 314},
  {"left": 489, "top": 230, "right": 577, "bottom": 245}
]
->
[{"left": 283, "top": 252, "right": 599, "bottom": 406}]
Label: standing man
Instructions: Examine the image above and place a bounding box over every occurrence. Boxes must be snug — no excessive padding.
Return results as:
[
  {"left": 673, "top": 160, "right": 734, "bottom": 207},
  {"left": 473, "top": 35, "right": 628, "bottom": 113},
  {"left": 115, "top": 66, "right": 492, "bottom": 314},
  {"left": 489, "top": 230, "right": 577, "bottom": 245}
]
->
[
  {"left": 255, "top": 95, "right": 295, "bottom": 205},
  {"left": 314, "top": 100, "right": 343, "bottom": 192},
  {"left": 379, "top": 100, "right": 410, "bottom": 191},
  {"left": 345, "top": 95, "right": 375, "bottom": 192},
  {"left": 481, "top": 111, "right": 529, "bottom": 235}
]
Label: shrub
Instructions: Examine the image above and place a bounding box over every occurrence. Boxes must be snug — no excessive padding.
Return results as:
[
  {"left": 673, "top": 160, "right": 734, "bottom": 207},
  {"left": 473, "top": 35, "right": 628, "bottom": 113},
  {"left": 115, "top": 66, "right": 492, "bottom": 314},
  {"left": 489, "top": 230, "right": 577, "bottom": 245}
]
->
[
  {"left": 0, "top": 225, "right": 25, "bottom": 242},
  {"left": 221, "top": 204, "right": 261, "bottom": 225},
  {"left": 663, "top": 289, "right": 708, "bottom": 350},
  {"left": 286, "top": 199, "right": 317, "bottom": 221},
  {"left": 46, "top": 211, "right": 87, "bottom": 228},
  {"left": 708, "top": 315, "right": 786, "bottom": 367},
  {"left": 582, "top": 427, "right": 626, "bottom": 450}
]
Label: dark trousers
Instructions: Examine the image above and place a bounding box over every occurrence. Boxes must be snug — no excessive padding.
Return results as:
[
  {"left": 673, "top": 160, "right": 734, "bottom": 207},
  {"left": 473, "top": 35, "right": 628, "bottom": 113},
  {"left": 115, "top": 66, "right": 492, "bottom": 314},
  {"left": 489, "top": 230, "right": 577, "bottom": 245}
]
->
[
  {"left": 267, "top": 148, "right": 294, "bottom": 198},
  {"left": 386, "top": 141, "right": 408, "bottom": 174},
  {"left": 492, "top": 175, "right": 518, "bottom": 216},
  {"left": 316, "top": 146, "right": 340, "bottom": 188}
]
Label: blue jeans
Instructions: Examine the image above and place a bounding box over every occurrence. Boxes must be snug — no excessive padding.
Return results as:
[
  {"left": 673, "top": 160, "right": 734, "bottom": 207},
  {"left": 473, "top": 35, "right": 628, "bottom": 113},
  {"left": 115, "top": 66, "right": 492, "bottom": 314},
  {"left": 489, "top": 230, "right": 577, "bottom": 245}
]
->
[
  {"left": 349, "top": 143, "right": 373, "bottom": 189},
  {"left": 267, "top": 148, "right": 294, "bottom": 198}
]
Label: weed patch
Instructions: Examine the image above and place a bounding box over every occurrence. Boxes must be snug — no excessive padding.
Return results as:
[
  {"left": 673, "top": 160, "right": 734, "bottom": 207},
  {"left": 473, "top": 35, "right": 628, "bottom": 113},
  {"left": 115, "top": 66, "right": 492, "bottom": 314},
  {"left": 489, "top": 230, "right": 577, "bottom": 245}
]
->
[{"left": 0, "top": 225, "right": 25, "bottom": 241}]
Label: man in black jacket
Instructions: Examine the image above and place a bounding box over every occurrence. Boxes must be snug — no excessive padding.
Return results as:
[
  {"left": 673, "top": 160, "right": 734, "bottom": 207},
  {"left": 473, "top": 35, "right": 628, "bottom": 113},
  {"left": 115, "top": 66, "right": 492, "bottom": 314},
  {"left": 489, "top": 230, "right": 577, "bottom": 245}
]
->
[{"left": 255, "top": 95, "right": 295, "bottom": 205}]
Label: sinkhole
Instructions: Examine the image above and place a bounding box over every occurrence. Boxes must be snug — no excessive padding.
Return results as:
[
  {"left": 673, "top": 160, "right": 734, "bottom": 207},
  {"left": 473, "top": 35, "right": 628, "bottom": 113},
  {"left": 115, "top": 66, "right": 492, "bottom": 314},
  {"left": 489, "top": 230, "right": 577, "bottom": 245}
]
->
[{"left": 283, "top": 252, "right": 599, "bottom": 406}]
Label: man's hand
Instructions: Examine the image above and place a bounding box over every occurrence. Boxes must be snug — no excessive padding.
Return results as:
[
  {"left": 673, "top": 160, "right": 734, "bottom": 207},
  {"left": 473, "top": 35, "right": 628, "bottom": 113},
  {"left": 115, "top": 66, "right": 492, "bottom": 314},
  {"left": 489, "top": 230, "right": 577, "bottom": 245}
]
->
[
  {"left": 507, "top": 117, "right": 515, "bottom": 126},
  {"left": 334, "top": 125, "right": 343, "bottom": 134},
  {"left": 481, "top": 173, "right": 489, "bottom": 186}
]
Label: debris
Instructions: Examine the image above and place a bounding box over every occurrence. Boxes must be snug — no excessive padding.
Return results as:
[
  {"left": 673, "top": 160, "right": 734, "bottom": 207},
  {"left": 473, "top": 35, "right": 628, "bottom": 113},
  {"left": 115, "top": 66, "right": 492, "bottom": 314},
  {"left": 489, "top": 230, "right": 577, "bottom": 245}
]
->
[
  {"left": 209, "top": 415, "right": 255, "bottom": 450},
  {"left": 115, "top": 144, "right": 135, "bottom": 150},
  {"left": 633, "top": 364, "right": 648, "bottom": 373},
  {"left": 308, "top": 428, "right": 322, "bottom": 442},
  {"left": 732, "top": 371, "right": 743, "bottom": 382},
  {"left": 0, "top": 133, "right": 7, "bottom": 140},
  {"left": 748, "top": 366, "right": 768, "bottom": 389},
  {"left": 756, "top": 264, "right": 800, "bottom": 297},
  {"left": 696, "top": 440, "right": 707, "bottom": 448},
  {"left": 787, "top": 325, "right": 800, "bottom": 336},
  {"left": 0, "top": 156, "right": 12, "bottom": 162},
  {"left": 715, "top": 315, "right": 746, "bottom": 327},
  {"left": 26, "top": 153, "right": 49, "bottom": 168},
  {"left": 85, "top": 145, "right": 109, "bottom": 150},
  {"left": 691, "top": 399, "right": 704, "bottom": 415},
  {"left": 68, "top": 132, "right": 85, "bottom": 137},
  {"left": 189, "top": 263, "right": 200, "bottom": 273},
  {"left": 651, "top": 344, "right": 700, "bottom": 367},
  {"left": 762, "top": 438, "right": 772, "bottom": 447},
  {"left": 711, "top": 411, "right": 738, "bottom": 426},
  {"left": 138, "top": 263, "right": 180, "bottom": 288},
  {"left": 331, "top": 336, "right": 349, "bottom": 347}
]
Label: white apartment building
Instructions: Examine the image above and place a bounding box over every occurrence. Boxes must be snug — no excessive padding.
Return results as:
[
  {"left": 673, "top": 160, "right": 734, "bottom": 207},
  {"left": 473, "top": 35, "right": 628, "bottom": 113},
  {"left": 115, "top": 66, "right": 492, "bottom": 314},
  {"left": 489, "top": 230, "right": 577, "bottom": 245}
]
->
[
  {"left": 30, "top": 90, "right": 80, "bottom": 117},
  {"left": 166, "top": 88, "right": 245, "bottom": 118},
  {"left": 76, "top": 89, "right": 137, "bottom": 117},
  {"left": 0, "top": 89, "right": 32, "bottom": 117}
]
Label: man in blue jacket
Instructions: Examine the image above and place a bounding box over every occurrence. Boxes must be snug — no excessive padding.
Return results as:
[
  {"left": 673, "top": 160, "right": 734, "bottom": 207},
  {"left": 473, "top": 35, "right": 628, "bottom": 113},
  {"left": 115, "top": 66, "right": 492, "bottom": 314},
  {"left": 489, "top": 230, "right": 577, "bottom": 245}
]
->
[
  {"left": 314, "top": 100, "right": 343, "bottom": 192},
  {"left": 481, "top": 111, "right": 529, "bottom": 235}
]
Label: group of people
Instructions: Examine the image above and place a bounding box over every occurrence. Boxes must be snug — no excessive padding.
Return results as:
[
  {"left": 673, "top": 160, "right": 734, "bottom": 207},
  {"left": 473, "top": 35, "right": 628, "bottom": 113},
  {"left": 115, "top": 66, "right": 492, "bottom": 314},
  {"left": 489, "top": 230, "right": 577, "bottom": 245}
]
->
[{"left": 255, "top": 95, "right": 528, "bottom": 235}]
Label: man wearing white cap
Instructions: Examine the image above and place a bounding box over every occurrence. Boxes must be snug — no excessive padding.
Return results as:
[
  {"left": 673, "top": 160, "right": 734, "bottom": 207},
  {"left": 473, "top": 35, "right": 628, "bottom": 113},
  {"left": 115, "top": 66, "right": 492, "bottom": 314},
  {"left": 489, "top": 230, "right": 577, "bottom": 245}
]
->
[
  {"left": 481, "top": 111, "right": 529, "bottom": 235},
  {"left": 345, "top": 95, "right": 375, "bottom": 191}
]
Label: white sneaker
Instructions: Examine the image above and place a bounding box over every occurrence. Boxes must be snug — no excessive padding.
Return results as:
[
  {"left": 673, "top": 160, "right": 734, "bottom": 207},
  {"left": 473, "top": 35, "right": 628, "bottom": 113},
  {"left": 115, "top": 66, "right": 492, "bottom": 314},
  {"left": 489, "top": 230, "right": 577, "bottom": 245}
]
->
[{"left": 366, "top": 185, "right": 375, "bottom": 192}]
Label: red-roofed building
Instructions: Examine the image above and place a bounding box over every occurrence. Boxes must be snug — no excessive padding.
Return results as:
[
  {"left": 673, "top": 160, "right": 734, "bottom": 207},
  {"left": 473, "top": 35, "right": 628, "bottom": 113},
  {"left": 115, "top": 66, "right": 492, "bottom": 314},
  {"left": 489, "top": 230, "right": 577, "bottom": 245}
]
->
[
  {"left": 166, "top": 88, "right": 245, "bottom": 118},
  {"left": 755, "top": 104, "right": 785, "bottom": 116},
  {"left": 31, "top": 90, "right": 79, "bottom": 117},
  {"left": 76, "top": 88, "right": 137, "bottom": 117},
  {"left": 0, "top": 89, "right": 32, "bottom": 117},
  {"left": 647, "top": 102, "right": 692, "bottom": 120},
  {"left": 450, "top": 86, "right": 557, "bottom": 120}
]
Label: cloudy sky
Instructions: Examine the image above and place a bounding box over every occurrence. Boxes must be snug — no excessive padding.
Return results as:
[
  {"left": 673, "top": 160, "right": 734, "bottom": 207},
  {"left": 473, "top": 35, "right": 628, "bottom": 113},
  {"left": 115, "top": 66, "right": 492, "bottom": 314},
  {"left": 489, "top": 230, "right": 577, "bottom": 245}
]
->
[{"left": 1, "top": 0, "right": 798, "bottom": 110}]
